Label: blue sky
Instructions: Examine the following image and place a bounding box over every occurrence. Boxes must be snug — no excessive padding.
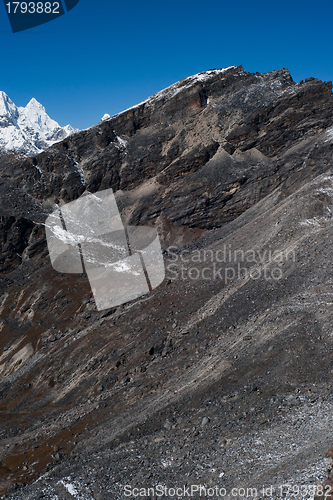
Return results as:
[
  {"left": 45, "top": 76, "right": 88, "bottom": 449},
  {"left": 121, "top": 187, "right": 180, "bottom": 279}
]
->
[{"left": 1, "top": 0, "right": 332, "bottom": 130}]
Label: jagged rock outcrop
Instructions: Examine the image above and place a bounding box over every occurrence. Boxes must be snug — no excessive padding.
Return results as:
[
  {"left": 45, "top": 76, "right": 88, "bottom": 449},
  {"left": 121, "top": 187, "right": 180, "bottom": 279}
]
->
[{"left": 1, "top": 66, "right": 333, "bottom": 498}]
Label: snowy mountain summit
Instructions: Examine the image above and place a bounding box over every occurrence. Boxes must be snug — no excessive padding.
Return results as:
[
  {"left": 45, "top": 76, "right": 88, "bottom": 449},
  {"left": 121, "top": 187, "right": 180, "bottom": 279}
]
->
[{"left": 0, "top": 91, "right": 79, "bottom": 155}]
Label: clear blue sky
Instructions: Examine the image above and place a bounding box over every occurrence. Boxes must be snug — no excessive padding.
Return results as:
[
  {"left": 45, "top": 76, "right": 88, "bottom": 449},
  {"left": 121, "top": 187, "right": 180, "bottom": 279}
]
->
[{"left": 1, "top": 0, "right": 332, "bottom": 130}]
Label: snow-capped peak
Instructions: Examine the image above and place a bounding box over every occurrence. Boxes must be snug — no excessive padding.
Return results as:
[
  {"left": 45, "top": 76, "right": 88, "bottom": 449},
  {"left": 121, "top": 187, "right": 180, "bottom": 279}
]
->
[
  {"left": 0, "top": 92, "right": 79, "bottom": 156},
  {"left": 19, "top": 97, "right": 61, "bottom": 137},
  {"left": 27, "top": 97, "right": 41, "bottom": 107},
  {"left": 0, "top": 92, "right": 19, "bottom": 126},
  {"left": 24, "top": 97, "right": 47, "bottom": 117}
]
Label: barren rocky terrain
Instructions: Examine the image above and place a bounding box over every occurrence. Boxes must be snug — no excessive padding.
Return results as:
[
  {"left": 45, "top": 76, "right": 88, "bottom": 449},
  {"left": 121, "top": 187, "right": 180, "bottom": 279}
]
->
[{"left": 1, "top": 65, "right": 333, "bottom": 499}]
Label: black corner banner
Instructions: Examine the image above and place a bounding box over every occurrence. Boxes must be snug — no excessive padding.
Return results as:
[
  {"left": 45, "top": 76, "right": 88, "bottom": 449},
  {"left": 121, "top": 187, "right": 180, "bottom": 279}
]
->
[{"left": 3, "top": 0, "right": 80, "bottom": 33}]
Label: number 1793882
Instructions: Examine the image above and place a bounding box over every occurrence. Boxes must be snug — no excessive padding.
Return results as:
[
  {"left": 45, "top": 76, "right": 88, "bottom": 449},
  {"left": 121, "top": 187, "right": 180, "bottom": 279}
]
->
[{"left": 5, "top": 2, "right": 60, "bottom": 14}]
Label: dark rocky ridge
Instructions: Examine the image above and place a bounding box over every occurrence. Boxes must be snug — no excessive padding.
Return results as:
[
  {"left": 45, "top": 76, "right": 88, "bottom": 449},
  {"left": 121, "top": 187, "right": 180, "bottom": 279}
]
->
[{"left": 0, "top": 66, "right": 333, "bottom": 498}]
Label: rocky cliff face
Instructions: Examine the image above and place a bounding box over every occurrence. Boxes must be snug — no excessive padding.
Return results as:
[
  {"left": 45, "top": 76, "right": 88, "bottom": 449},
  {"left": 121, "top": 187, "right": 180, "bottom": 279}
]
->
[{"left": 0, "top": 66, "right": 333, "bottom": 498}]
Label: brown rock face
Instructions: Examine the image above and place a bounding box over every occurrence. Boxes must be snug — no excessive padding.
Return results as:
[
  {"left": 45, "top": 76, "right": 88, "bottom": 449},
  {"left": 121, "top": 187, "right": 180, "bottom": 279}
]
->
[{"left": 1, "top": 66, "right": 333, "bottom": 498}]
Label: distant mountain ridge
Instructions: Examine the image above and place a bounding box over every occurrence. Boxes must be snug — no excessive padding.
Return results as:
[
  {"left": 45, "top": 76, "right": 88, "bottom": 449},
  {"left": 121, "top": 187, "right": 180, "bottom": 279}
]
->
[{"left": 0, "top": 91, "right": 79, "bottom": 155}]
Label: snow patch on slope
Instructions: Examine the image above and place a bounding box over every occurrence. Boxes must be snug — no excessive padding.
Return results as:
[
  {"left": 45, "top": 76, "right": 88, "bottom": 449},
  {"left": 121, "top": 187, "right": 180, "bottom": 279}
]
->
[
  {"left": 325, "top": 127, "right": 333, "bottom": 143},
  {"left": 58, "top": 477, "right": 94, "bottom": 499}
]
